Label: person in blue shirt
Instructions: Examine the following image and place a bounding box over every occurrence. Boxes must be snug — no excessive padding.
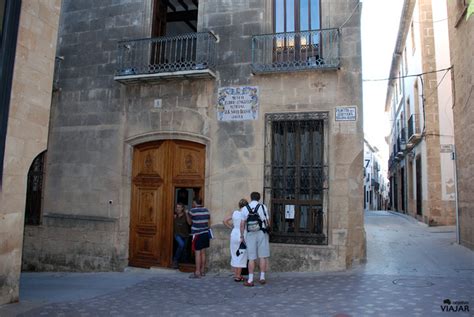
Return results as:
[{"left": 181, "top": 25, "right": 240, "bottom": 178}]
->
[{"left": 186, "top": 198, "right": 211, "bottom": 278}]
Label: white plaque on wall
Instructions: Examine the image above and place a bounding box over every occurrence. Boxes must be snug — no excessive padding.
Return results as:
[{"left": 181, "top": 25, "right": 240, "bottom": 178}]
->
[
  {"left": 217, "top": 86, "right": 259, "bottom": 121},
  {"left": 440, "top": 144, "right": 454, "bottom": 153},
  {"left": 285, "top": 205, "right": 295, "bottom": 219},
  {"left": 335, "top": 106, "right": 357, "bottom": 121}
]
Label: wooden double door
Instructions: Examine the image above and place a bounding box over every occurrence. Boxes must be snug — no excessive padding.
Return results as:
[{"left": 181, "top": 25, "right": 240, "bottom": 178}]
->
[{"left": 129, "top": 140, "right": 205, "bottom": 268}]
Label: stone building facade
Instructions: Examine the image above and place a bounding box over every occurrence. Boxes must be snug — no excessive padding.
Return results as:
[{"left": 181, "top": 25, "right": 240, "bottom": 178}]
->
[
  {"left": 0, "top": 0, "right": 62, "bottom": 305},
  {"left": 386, "top": 0, "right": 456, "bottom": 226},
  {"left": 364, "top": 139, "right": 388, "bottom": 211},
  {"left": 22, "top": 0, "right": 365, "bottom": 273},
  {"left": 447, "top": 0, "right": 474, "bottom": 250}
]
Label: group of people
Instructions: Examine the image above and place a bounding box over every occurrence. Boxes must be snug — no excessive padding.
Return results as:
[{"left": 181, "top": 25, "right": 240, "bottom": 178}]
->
[
  {"left": 173, "top": 191, "right": 270, "bottom": 286},
  {"left": 172, "top": 198, "right": 210, "bottom": 278},
  {"left": 223, "top": 192, "right": 270, "bottom": 286}
]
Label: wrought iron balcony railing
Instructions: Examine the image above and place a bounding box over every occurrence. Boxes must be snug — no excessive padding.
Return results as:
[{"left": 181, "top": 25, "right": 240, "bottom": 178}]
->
[
  {"left": 388, "top": 153, "right": 395, "bottom": 169},
  {"left": 115, "top": 32, "right": 217, "bottom": 83},
  {"left": 251, "top": 28, "right": 340, "bottom": 74},
  {"left": 407, "top": 114, "right": 422, "bottom": 145}
]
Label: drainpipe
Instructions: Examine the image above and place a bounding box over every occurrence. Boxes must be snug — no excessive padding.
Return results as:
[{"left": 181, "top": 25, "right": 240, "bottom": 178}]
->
[
  {"left": 402, "top": 70, "right": 408, "bottom": 215},
  {"left": 453, "top": 145, "right": 460, "bottom": 244}
]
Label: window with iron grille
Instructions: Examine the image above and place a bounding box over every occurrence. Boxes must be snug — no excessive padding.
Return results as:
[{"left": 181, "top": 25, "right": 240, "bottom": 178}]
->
[
  {"left": 264, "top": 112, "right": 329, "bottom": 245},
  {"left": 25, "top": 151, "right": 46, "bottom": 225}
]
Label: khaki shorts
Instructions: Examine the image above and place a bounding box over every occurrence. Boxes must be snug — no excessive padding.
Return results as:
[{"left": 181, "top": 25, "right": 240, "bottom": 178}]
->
[{"left": 246, "top": 230, "right": 270, "bottom": 260}]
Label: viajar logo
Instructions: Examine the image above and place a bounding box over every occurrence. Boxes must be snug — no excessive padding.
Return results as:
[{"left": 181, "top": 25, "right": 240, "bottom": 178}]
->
[{"left": 441, "top": 299, "right": 470, "bottom": 312}]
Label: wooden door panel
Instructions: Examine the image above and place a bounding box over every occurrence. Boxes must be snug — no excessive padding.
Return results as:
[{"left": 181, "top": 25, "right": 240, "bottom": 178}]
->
[
  {"left": 172, "top": 141, "right": 205, "bottom": 181},
  {"left": 130, "top": 140, "right": 205, "bottom": 268},
  {"left": 133, "top": 141, "right": 167, "bottom": 178},
  {"left": 137, "top": 188, "right": 159, "bottom": 224},
  {"left": 130, "top": 184, "right": 163, "bottom": 267}
]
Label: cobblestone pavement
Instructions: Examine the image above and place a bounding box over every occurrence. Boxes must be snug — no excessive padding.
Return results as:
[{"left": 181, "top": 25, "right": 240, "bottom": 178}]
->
[
  {"left": 1, "top": 211, "right": 473, "bottom": 317},
  {"left": 14, "top": 272, "right": 473, "bottom": 317}
]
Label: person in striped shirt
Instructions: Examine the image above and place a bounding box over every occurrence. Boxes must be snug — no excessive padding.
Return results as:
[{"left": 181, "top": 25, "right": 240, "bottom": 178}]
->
[{"left": 186, "top": 198, "right": 211, "bottom": 278}]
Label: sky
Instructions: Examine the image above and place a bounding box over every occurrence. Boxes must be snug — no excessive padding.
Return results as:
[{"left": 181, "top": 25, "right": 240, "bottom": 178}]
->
[{"left": 361, "top": 0, "right": 404, "bottom": 170}]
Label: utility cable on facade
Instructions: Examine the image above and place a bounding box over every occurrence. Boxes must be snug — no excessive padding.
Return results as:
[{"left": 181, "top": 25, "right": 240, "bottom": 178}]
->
[
  {"left": 422, "top": 68, "right": 451, "bottom": 103},
  {"left": 363, "top": 66, "right": 453, "bottom": 82},
  {"left": 412, "top": 18, "right": 448, "bottom": 24},
  {"left": 339, "top": 1, "right": 362, "bottom": 29}
]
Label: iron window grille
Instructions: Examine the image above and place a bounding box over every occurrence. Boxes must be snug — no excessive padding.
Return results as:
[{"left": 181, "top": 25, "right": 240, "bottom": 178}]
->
[
  {"left": 25, "top": 151, "right": 46, "bottom": 225},
  {"left": 264, "top": 112, "right": 329, "bottom": 245}
]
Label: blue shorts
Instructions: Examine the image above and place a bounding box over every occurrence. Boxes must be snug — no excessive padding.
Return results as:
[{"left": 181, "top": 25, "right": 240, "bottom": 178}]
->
[{"left": 192, "top": 232, "right": 210, "bottom": 251}]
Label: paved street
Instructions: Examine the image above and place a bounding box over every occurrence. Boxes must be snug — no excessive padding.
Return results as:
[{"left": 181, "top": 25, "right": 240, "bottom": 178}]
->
[{"left": 1, "top": 210, "right": 473, "bottom": 316}]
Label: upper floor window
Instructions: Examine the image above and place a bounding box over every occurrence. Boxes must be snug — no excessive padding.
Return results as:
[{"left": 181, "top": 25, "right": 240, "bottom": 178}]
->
[
  {"left": 404, "top": 47, "right": 408, "bottom": 74},
  {"left": 115, "top": 0, "right": 217, "bottom": 83},
  {"left": 251, "top": 0, "right": 338, "bottom": 73},
  {"left": 274, "top": 0, "right": 321, "bottom": 33},
  {"left": 410, "top": 21, "right": 416, "bottom": 55},
  {"left": 152, "top": 0, "right": 198, "bottom": 37},
  {"left": 398, "top": 70, "right": 402, "bottom": 95}
]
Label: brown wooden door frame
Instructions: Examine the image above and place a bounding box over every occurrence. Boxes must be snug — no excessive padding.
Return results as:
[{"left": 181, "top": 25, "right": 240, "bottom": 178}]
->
[{"left": 129, "top": 140, "right": 205, "bottom": 268}]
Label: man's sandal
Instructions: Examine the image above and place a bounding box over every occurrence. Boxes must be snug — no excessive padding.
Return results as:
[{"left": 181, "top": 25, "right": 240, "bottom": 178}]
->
[
  {"left": 243, "top": 280, "right": 254, "bottom": 287},
  {"left": 189, "top": 273, "right": 201, "bottom": 279},
  {"left": 259, "top": 279, "right": 266, "bottom": 285}
]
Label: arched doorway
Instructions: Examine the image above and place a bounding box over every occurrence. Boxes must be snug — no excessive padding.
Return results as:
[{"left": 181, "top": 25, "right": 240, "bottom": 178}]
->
[
  {"left": 25, "top": 151, "right": 46, "bottom": 225},
  {"left": 129, "top": 140, "right": 205, "bottom": 268}
]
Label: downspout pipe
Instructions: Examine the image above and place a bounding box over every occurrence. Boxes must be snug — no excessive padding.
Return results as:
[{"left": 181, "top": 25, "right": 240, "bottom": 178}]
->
[{"left": 453, "top": 146, "right": 460, "bottom": 244}]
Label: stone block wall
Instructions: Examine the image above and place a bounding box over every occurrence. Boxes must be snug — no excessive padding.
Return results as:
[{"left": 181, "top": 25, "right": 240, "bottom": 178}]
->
[
  {"left": 447, "top": 1, "right": 474, "bottom": 250},
  {"left": 23, "top": 0, "right": 151, "bottom": 271},
  {"left": 0, "top": 0, "right": 62, "bottom": 305},
  {"left": 23, "top": 0, "right": 365, "bottom": 272},
  {"left": 413, "top": 0, "right": 456, "bottom": 226},
  {"left": 23, "top": 215, "right": 123, "bottom": 271}
]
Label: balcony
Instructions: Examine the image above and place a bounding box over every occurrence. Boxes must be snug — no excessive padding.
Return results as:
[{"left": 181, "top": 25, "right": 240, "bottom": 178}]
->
[
  {"left": 399, "top": 127, "right": 407, "bottom": 151},
  {"left": 371, "top": 179, "right": 380, "bottom": 191},
  {"left": 251, "top": 28, "right": 340, "bottom": 74},
  {"left": 114, "top": 32, "right": 217, "bottom": 84},
  {"left": 388, "top": 154, "right": 396, "bottom": 170},
  {"left": 407, "top": 114, "right": 422, "bottom": 148}
]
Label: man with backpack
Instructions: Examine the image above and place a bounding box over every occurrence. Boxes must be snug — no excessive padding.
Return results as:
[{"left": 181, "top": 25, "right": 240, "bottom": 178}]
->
[{"left": 240, "top": 192, "right": 270, "bottom": 286}]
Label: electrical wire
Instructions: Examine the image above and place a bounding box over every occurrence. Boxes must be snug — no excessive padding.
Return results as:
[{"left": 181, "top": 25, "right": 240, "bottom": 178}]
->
[
  {"left": 422, "top": 68, "right": 451, "bottom": 104},
  {"left": 363, "top": 66, "right": 453, "bottom": 82},
  {"left": 412, "top": 18, "right": 448, "bottom": 24},
  {"left": 339, "top": 1, "right": 362, "bottom": 30}
]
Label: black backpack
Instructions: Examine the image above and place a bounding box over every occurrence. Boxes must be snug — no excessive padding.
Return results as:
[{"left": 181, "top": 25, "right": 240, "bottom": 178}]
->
[{"left": 246, "top": 204, "right": 263, "bottom": 232}]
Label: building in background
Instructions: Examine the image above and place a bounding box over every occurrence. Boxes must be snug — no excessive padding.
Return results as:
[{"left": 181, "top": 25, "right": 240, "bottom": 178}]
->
[
  {"left": 386, "top": 0, "right": 456, "bottom": 226},
  {"left": 0, "top": 0, "right": 62, "bottom": 305},
  {"left": 364, "top": 139, "right": 388, "bottom": 211},
  {"left": 446, "top": 0, "right": 474, "bottom": 250},
  {"left": 21, "top": 0, "right": 366, "bottom": 273}
]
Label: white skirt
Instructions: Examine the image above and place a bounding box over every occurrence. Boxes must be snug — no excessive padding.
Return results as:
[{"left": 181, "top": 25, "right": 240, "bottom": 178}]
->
[{"left": 230, "top": 229, "right": 247, "bottom": 268}]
